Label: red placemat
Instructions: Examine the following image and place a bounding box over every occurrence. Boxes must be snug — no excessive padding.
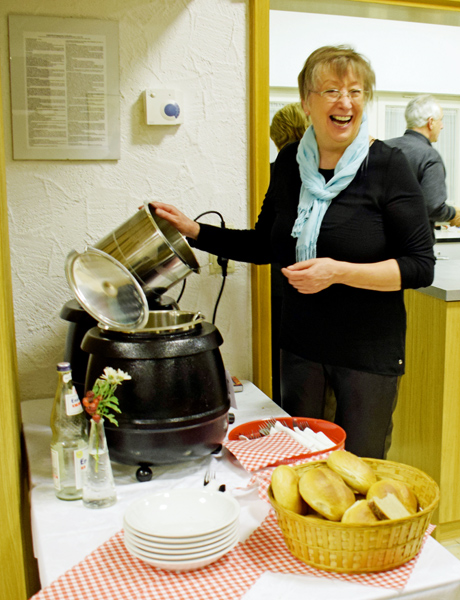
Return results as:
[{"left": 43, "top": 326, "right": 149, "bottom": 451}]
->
[
  {"left": 30, "top": 511, "right": 435, "bottom": 600},
  {"left": 240, "top": 513, "right": 435, "bottom": 589},
  {"left": 30, "top": 529, "right": 259, "bottom": 600},
  {"left": 224, "top": 431, "right": 315, "bottom": 472}
]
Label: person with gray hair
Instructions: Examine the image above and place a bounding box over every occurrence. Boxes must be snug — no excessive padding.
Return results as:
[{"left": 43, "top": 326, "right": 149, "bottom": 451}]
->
[
  {"left": 404, "top": 94, "right": 443, "bottom": 129},
  {"left": 386, "top": 94, "right": 460, "bottom": 239}
]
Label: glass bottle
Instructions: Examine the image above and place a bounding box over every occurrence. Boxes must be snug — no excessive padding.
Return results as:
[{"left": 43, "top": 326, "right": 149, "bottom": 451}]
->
[
  {"left": 50, "top": 362, "right": 89, "bottom": 500},
  {"left": 83, "top": 417, "right": 117, "bottom": 509}
]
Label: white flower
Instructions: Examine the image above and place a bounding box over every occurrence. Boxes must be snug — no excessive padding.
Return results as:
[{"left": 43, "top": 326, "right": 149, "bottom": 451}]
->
[
  {"left": 101, "top": 367, "right": 118, "bottom": 382},
  {"left": 116, "top": 368, "right": 132, "bottom": 382},
  {"left": 101, "top": 366, "right": 131, "bottom": 385}
]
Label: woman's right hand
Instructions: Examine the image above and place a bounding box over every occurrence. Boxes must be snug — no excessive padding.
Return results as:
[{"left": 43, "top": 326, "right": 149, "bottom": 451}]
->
[{"left": 150, "top": 202, "right": 200, "bottom": 240}]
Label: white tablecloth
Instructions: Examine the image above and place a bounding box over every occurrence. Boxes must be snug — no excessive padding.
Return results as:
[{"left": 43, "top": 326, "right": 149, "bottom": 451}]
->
[{"left": 22, "top": 381, "right": 460, "bottom": 599}]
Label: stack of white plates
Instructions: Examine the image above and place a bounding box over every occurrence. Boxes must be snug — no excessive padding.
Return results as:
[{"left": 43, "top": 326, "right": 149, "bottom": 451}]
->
[{"left": 123, "top": 488, "right": 240, "bottom": 571}]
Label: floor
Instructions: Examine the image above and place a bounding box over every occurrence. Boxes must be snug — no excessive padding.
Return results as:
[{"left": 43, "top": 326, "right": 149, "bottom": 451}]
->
[{"left": 441, "top": 538, "right": 460, "bottom": 560}]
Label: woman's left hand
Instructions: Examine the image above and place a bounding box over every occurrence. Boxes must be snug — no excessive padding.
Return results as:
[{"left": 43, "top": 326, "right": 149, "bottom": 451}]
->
[
  {"left": 282, "top": 258, "right": 338, "bottom": 294},
  {"left": 282, "top": 257, "right": 402, "bottom": 293}
]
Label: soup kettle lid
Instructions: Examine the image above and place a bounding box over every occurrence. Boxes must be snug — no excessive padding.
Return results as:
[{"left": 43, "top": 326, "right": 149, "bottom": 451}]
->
[{"left": 65, "top": 246, "right": 149, "bottom": 331}]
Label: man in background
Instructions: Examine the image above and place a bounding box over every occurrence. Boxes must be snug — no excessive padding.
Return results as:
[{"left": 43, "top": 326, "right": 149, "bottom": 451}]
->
[{"left": 386, "top": 94, "right": 460, "bottom": 242}]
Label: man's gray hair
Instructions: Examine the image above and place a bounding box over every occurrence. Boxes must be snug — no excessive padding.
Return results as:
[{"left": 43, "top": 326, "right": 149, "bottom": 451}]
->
[{"left": 405, "top": 94, "right": 442, "bottom": 129}]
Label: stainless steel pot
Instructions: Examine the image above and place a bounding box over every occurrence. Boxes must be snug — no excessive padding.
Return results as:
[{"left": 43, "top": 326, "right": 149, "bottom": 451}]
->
[
  {"left": 65, "top": 204, "right": 200, "bottom": 331},
  {"left": 94, "top": 203, "right": 199, "bottom": 297}
]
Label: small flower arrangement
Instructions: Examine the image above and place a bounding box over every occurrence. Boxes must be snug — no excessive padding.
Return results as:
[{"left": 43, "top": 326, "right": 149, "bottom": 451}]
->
[
  {"left": 82, "top": 367, "right": 131, "bottom": 425},
  {"left": 82, "top": 367, "right": 131, "bottom": 473}
]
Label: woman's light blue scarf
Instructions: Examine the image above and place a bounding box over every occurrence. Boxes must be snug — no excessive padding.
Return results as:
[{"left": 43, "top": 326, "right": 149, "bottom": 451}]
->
[{"left": 292, "top": 112, "right": 369, "bottom": 262}]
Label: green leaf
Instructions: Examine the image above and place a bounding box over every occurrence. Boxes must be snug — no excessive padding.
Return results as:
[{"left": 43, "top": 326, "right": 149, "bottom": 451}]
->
[
  {"left": 90, "top": 368, "right": 126, "bottom": 423},
  {"left": 105, "top": 414, "right": 119, "bottom": 426}
]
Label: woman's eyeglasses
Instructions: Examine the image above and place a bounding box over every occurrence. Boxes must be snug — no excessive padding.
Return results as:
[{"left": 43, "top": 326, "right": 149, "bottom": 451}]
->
[{"left": 310, "top": 89, "right": 367, "bottom": 103}]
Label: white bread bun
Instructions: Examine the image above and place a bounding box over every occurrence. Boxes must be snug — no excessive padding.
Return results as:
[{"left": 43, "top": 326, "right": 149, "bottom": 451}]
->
[
  {"left": 326, "top": 450, "right": 377, "bottom": 494},
  {"left": 366, "top": 479, "right": 418, "bottom": 515},
  {"left": 271, "top": 465, "right": 308, "bottom": 514},
  {"left": 298, "top": 466, "right": 355, "bottom": 521},
  {"left": 368, "top": 493, "right": 411, "bottom": 520},
  {"left": 341, "top": 499, "right": 379, "bottom": 524}
]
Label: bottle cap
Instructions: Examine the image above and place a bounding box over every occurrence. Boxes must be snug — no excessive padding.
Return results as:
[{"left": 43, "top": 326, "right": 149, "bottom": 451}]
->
[{"left": 57, "top": 362, "right": 71, "bottom": 372}]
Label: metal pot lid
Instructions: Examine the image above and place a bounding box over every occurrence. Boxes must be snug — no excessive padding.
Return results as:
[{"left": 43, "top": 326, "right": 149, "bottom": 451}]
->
[{"left": 65, "top": 247, "right": 149, "bottom": 331}]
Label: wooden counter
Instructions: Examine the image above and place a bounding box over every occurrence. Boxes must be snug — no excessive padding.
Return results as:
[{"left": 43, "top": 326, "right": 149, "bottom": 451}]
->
[{"left": 388, "top": 273, "right": 460, "bottom": 541}]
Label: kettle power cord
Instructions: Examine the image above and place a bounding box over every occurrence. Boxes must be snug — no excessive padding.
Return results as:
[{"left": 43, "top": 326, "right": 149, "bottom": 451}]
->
[
  {"left": 193, "top": 210, "right": 228, "bottom": 324},
  {"left": 174, "top": 211, "right": 228, "bottom": 323}
]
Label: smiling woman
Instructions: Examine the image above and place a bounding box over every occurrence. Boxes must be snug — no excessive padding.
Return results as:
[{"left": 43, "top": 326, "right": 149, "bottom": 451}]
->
[
  {"left": 153, "top": 42, "right": 435, "bottom": 459},
  {"left": 297, "top": 46, "right": 372, "bottom": 168}
]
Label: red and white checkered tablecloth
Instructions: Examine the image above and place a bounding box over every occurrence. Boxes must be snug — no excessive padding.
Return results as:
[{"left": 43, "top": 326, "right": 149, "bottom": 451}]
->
[
  {"left": 224, "top": 431, "right": 319, "bottom": 472},
  {"left": 30, "top": 509, "right": 435, "bottom": 600},
  {"left": 243, "top": 514, "right": 436, "bottom": 590}
]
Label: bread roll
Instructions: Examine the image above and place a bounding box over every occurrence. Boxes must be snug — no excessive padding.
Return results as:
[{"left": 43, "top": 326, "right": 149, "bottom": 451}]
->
[
  {"left": 326, "top": 450, "right": 377, "bottom": 494},
  {"left": 298, "top": 466, "right": 355, "bottom": 521},
  {"left": 341, "top": 499, "right": 379, "bottom": 524},
  {"left": 271, "top": 465, "right": 307, "bottom": 514},
  {"left": 368, "top": 493, "right": 411, "bottom": 520},
  {"left": 366, "top": 479, "right": 418, "bottom": 515}
]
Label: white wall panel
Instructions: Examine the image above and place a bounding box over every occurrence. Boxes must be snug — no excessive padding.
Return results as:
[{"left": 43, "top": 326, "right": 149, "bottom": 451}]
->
[{"left": 270, "top": 10, "right": 460, "bottom": 95}]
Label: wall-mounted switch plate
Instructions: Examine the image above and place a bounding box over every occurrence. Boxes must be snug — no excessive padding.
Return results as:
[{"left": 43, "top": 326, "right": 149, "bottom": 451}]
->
[{"left": 144, "top": 89, "right": 183, "bottom": 125}]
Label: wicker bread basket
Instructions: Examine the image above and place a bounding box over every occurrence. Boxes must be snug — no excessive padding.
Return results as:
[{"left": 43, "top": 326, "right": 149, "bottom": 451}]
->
[{"left": 268, "top": 458, "right": 440, "bottom": 573}]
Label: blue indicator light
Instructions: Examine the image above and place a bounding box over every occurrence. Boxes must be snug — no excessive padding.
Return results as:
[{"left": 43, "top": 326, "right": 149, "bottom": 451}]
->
[{"left": 164, "top": 102, "right": 180, "bottom": 118}]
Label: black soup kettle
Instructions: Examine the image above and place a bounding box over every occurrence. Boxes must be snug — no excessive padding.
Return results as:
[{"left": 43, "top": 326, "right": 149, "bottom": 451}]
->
[{"left": 63, "top": 204, "right": 231, "bottom": 481}]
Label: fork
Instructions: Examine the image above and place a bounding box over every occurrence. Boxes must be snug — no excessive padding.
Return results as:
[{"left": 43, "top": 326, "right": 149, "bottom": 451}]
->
[
  {"left": 292, "top": 418, "right": 311, "bottom": 431},
  {"left": 204, "top": 469, "right": 216, "bottom": 486},
  {"left": 203, "top": 469, "right": 226, "bottom": 492},
  {"left": 258, "top": 417, "right": 278, "bottom": 436}
]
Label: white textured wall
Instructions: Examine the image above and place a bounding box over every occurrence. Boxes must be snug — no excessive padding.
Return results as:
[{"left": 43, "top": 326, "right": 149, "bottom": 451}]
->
[{"left": 1, "top": 0, "right": 251, "bottom": 401}]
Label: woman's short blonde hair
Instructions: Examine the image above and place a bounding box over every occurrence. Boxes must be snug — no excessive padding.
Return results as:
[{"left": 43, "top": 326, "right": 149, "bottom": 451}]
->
[
  {"left": 270, "top": 102, "right": 309, "bottom": 151},
  {"left": 298, "top": 45, "right": 375, "bottom": 103}
]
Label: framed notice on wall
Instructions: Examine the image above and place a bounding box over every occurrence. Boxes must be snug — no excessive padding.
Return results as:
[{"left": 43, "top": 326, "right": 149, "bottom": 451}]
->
[{"left": 8, "top": 15, "right": 120, "bottom": 160}]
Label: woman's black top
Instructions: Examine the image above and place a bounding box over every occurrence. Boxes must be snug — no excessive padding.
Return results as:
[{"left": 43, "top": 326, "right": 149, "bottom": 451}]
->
[{"left": 192, "top": 140, "right": 435, "bottom": 376}]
